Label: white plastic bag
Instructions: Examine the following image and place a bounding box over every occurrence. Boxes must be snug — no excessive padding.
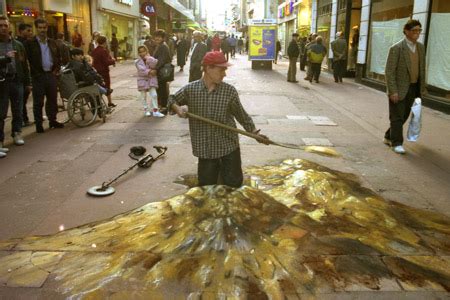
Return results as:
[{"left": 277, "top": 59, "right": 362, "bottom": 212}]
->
[{"left": 407, "top": 97, "right": 422, "bottom": 142}]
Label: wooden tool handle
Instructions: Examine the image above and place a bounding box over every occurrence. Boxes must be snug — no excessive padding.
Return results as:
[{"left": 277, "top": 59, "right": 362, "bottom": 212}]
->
[{"left": 185, "top": 112, "right": 271, "bottom": 144}]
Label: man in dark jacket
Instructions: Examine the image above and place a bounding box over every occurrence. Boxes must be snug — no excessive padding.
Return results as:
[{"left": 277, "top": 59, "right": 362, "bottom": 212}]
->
[
  {"left": 153, "top": 29, "right": 172, "bottom": 113},
  {"left": 0, "top": 15, "right": 31, "bottom": 157},
  {"left": 189, "top": 30, "right": 208, "bottom": 82},
  {"left": 16, "top": 23, "right": 33, "bottom": 127},
  {"left": 25, "top": 18, "right": 63, "bottom": 133},
  {"left": 287, "top": 33, "right": 300, "bottom": 82}
]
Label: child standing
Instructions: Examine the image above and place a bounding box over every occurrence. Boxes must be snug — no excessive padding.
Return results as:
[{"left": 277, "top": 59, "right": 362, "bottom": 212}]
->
[{"left": 135, "top": 46, "right": 164, "bottom": 117}]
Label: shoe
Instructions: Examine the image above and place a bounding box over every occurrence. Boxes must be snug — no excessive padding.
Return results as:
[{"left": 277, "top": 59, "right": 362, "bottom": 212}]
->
[
  {"left": 392, "top": 145, "right": 406, "bottom": 154},
  {"left": 383, "top": 138, "right": 392, "bottom": 146},
  {"left": 108, "top": 103, "right": 117, "bottom": 108},
  {"left": 315, "top": 79, "right": 319, "bottom": 83},
  {"left": 0, "top": 142, "right": 9, "bottom": 153},
  {"left": 144, "top": 111, "right": 151, "bottom": 117},
  {"left": 13, "top": 132, "right": 25, "bottom": 146},
  {"left": 159, "top": 107, "right": 168, "bottom": 115},
  {"left": 339, "top": 78, "right": 343, "bottom": 83},
  {"left": 304, "top": 77, "right": 310, "bottom": 81},
  {"left": 0, "top": 151, "right": 6, "bottom": 158},
  {"left": 49, "top": 121, "right": 64, "bottom": 129},
  {"left": 36, "top": 124, "right": 44, "bottom": 133},
  {"left": 291, "top": 80, "right": 299, "bottom": 83},
  {"left": 152, "top": 111, "right": 165, "bottom": 118}
]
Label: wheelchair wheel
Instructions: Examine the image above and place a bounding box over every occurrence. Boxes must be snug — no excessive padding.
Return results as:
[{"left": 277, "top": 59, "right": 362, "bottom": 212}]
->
[{"left": 68, "top": 92, "right": 98, "bottom": 127}]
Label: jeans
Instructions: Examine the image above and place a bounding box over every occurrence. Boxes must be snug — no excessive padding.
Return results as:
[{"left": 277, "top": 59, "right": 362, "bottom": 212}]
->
[
  {"left": 0, "top": 79, "right": 24, "bottom": 142},
  {"left": 198, "top": 148, "right": 243, "bottom": 188},
  {"left": 385, "top": 83, "right": 419, "bottom": 146},
  {"left": 32, "top": 72, "right": 58, "bottom": 124}
]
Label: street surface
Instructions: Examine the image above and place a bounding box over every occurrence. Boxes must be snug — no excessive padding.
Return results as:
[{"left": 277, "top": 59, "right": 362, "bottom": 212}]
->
[{"left": 0, "top": 54, "right": 449, "bottom": 299}]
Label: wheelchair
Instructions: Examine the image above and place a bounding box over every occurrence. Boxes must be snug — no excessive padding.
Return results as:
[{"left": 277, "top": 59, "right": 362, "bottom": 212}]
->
[{"left": 58, "top": 66, "right": 112, "bottom": 127}]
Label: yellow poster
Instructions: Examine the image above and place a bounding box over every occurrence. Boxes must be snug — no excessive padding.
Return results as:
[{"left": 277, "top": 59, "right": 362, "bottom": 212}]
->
[{"left": 249, "top": 25, "right": 277, "bottom": 60}]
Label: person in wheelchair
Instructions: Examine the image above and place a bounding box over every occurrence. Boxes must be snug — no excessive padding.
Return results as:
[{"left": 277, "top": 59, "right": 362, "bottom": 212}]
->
[{"left": 67, "top": 48, "right": 112, "bottom": 96}]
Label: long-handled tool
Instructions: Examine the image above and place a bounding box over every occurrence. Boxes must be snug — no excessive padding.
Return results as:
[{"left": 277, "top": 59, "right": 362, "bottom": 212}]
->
[
  {"left": 87, "top": 146, "right": 168, "bottom": 197},
  {"left": 185, "top": 112, "right": 340, "bottom": 157}
]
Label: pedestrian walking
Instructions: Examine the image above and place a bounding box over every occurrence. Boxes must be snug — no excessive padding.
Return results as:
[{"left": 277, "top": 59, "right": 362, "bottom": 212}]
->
[
  {"left": 176, "top": 35, "right": 189, "bottom": 72},
  {"left": 110, "top": 33, "right": 119, "bottom": 60},
  {"left": 307, "top": 36, "right": 327, "bottom": 83},
  {"left": 0, "top": 15, "right": 31, "bottom": 158},
  {"left": 304, "top": 33, "right": 318, "bottom": 81},
  {"left": 153, "top": 29, "right": 172, "bottom": 114},
  {"left": 135, "top": 45, "right": 164, "bottom": 118},
  {"left": 228, "top": 34, "right": 237, "bottom": 58},
  {"left": 274, "top": 40, "right": 281, "bottom": 64},
  {"left": 221, "top": 35, "right": 231, "bottom": 61},
  {"left": 189, "top": 30, "right": 208, "bottom": 82},
  {"left": 169, "top": 51, "right": 269, "bottom": 187},
  {"left": 287, "top": 33, "right": 300, "bottom": 83},
  {"left": 331, "top": 31, "right": 347, "bottom": 83},
  {"left": 237, "top": 37, "right": 244, "bottom": 54},
  {"left": 16, "top": 23, "right": 33, "bottom": 127},
  {"left": 384, "top": 19, "right": 426, "bottom": 155},
  {"left": 91, "top": 35, "right": 116, "bottom": 108},
  {"left": 212, "top": 33, "right": 221, "bottom": 52},
  {"left": 25, "top": 18, "right": 64, "bottom": 133},
  {"left": 71, "top": 25, "right": 84, "bottom": 49}
]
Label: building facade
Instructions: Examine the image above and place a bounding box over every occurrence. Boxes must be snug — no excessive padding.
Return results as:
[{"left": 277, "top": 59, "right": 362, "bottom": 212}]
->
[{"left": 279, "top": 0, "right": 450, "bottom": 108}]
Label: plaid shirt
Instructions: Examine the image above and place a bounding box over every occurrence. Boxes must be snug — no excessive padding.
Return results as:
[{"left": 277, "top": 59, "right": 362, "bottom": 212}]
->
[{"left": 168, "top": 80, "right": 256, "bottom": 159}]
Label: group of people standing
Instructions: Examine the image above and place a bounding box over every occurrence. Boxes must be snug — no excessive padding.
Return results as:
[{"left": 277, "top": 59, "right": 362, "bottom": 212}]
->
[{"left": 287, "top": 32, "right": 347, "bottom": 84}]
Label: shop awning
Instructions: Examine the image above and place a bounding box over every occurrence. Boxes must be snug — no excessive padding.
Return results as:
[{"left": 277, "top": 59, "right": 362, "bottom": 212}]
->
[{"left": 163, "top": 0, "right": 195, "bottom": 21}]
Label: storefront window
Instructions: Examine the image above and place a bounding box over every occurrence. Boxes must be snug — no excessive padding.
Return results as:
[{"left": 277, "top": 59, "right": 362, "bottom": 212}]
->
[
  {"left": 6, "top": 0, "right": 40, "bottom": 36},
  {"left": 68, "top": 0, "right": 91, "bottom": 53},
  {"left": 366, "top": 0, "right": 413, "bottom": 82},
  {"left": 426, "top": 0, "right": 450, "bottom": 102},
  {"left": 297, "top": 0, "right": 312, "bottom": 37},
  {"left": 316, "top": 0, "right": 332, "bottom": 46},
  {"left": 99, "top": 13, "right": 135, "bottom": 59}
]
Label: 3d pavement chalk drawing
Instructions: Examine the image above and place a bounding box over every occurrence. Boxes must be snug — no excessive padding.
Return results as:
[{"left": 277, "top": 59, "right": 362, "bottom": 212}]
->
[{"left": 0, "top": 159, "right": 449, "bottom": 298}]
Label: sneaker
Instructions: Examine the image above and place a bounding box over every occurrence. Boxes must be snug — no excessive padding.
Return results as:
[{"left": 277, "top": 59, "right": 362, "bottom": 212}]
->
[
  {"left": 383, "top": 138, "right": 392, "bottom": 146},
  {"left": 0, "top": 142, "right": 9, "bottom": 153},
  {"left": 13, "top": 132, "right": 25, "bottom": 146},
  {"left": 144, "top": 111, "right": 151, "bottom": 117},
  {"left": 392, "top": 145, "right": 406, "bottom": 154},
  {"left": 152, "top": 111, "right": 165, "bottom": 118},
  {"left": 0, "top": 151, "right": 6, "bottom": 158}
]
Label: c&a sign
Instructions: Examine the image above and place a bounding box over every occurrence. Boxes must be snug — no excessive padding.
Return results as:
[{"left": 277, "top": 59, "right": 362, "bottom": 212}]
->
[{"left": 141, "top": 1, "right": 156, "bottom": 17}]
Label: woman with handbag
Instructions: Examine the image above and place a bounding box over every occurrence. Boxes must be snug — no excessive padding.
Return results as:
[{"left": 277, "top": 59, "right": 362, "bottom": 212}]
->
[{"left": 153, "top": 29, "right": 172, "bottom": 114}]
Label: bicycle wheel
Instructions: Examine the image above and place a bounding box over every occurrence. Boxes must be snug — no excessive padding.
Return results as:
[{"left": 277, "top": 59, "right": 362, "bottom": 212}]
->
[{"left": 68, "top": 92, "right": 98, "bottom": 127}]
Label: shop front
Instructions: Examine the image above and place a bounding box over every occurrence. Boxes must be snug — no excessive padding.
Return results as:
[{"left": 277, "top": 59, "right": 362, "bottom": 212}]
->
[
  {"left": 277, "top": 0, "right": 298, "bottom": 56},
  {"left": 95, "top": 0, "right": 140, "bottom": 59},
  {"left": 316, "top": 0, "right": 332, "bottom": 69},
  {"left": 425, "top": 0, "right": 450, "bottom": 103},
  {"left": 297, "top": 0, "right": 312, "bottom": 37},
  {"left": 5, "top": 0, "right": 40, "bottom": 36}
]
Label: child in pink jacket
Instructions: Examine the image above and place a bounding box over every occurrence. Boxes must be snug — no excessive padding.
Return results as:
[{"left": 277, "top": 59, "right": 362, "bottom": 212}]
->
[{"left": 135, "top": 46, "right": 164, "bottom": 117}]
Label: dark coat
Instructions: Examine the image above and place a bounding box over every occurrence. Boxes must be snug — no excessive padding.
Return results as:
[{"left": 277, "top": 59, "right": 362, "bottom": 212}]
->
[
  {"left": 287, "top": 39, "right": 300, "bottom": 58},
  {"left": 3, "top": 38, "right": 31, "bottom": 86},
  {"left": 190, "top": 42, "right": 208, "bottom": 71},
  {"left": 25, "top": 37, "right": 61, "bottom": 77},
  {"left": 176, "top": 38, "right": 189, "bottom": 67},
  {"left": 153, "top": 42, "right": 171, "bottom": 82}
]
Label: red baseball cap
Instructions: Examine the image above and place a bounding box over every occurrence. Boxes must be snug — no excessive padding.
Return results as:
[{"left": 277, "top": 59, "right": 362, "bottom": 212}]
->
[{"left": 202, "top": 51, "right": 232, "bottom": 67}]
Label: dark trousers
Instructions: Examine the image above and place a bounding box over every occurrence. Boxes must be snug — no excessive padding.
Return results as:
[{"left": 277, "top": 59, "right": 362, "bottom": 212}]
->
[
  {"left": 23, "top": 86, "right": 31, "bottom": 123},
  {"left": 230, "top": 47, "right": 236, "bottom": 58},
  {"left": 384, "top": 83, "right": 419, "bottom": 146},
  {"left": 32, "top": 72, "right": 58, "bottom": 124},
  {"left": 198, "top": 148, "right": 243, "bottom": 188},
  {"left": 287, "top": 57, "right": 297, "bottom": 81},
  {"left": 0, "top": 79, "right": 24, "bottom": 142},
  {"left": 189, "top": 67, "right": 202, "bottom": 82},
  {"left": 311, "top": 63, "right": 322, "bottom": 81},
  {"left": 300, "top": 55, "right": 306, "bottom": 71},
  {"left": 333, "top": 59, "right": 346, "bottom": 82},
  {"left": 157, "top": 80, "right": 169, "bottom": 108}
]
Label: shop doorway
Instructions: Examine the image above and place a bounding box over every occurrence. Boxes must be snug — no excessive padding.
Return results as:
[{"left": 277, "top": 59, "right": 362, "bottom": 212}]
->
[{"left": 347, "top": 0, "right": 361, "bottom": 73}]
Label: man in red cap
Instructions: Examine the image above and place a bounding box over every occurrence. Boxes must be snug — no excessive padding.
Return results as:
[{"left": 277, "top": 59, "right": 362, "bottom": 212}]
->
[{"left": 169, "top": 51, "right": 268, "bottom": 187}]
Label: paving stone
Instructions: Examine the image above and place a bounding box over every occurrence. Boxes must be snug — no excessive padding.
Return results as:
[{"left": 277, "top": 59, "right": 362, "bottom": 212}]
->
[
  {"left": 287, "top": 115, "right": 309, "bottom": 120},
  {"left": 302, "top": 138, "right": 334, "bottom": 146},
  {"left": 308, "top": 116, "right": 338, "bottom": 126}
]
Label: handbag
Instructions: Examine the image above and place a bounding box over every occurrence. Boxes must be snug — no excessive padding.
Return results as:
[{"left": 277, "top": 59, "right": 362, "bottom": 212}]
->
[
  {"left": 407, "top": 97, "right": 422, "bottom": 142},
  {"left": 159, "top": 63, "right": 174, "bottom": 82}
]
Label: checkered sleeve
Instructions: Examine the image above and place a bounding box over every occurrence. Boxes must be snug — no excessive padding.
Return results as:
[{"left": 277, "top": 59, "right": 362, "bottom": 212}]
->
[
  {"left": 168, "top": 86, "right": 188, "bottom": 112},
  {"left": 229, "top": 88, "right": 256, "bottom": 133}
]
